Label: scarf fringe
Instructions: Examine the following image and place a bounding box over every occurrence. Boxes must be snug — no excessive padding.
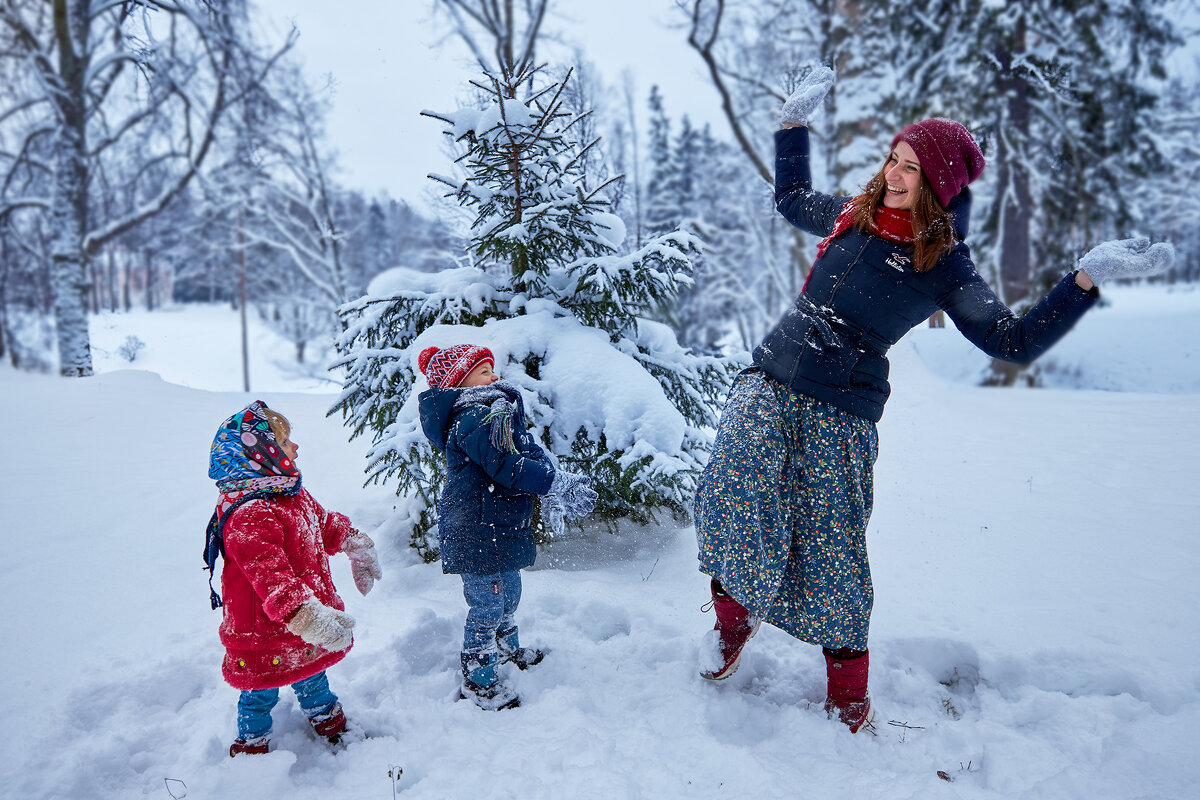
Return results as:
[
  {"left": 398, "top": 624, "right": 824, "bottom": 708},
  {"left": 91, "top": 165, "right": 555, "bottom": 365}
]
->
[{"left": 454, "top": 382, "right": 523, "bottom": 455}]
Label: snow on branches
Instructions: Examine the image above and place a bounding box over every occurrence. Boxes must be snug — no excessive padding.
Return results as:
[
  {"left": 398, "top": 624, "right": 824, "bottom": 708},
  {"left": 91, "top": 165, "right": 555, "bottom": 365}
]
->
[{"left": 333, "top": 64, "right": 737, "bottom": 559}]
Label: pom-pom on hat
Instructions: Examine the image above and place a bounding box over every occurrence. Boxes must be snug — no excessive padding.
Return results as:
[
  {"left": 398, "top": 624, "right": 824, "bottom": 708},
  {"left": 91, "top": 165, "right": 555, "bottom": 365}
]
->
[
  {"left": 418, "top": 344, "right": 494, "bottom": 388},
  {"left": 891, "top": 118, "right": 985, "bottom": 209}
]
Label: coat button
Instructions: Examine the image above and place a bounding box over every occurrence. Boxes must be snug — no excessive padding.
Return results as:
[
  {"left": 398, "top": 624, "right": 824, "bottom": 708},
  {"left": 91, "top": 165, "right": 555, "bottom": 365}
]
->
[
  {"left": 271, "top": 656, "right": 281, "bottom": 666},
  {"left": 236, "top": 658, "right": 246, "bottom": 669}
]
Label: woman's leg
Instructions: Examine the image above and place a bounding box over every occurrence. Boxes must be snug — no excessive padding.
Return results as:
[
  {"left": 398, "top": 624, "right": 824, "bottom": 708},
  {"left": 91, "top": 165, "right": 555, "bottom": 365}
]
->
[
  {"left": 769, "top": 393, "right": 878, "bottom": 652},
  {"left": 699, "top": 577, "right": 762, "bottom": 680},
  {"left": 695, "top": 370, "right": 791, "bottom": 614},
  {"left": 768, "top": 392, "right": 878, "bottom": 732},
  {"left": 823, "top": 647, "right": 873, "bottom": 733}
]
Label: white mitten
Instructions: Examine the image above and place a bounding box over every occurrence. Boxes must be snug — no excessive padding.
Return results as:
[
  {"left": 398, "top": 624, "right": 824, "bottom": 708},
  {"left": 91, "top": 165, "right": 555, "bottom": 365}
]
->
[
  {"left": 780, "top": 65, "right": 835, "bottom": 127},
  {"left": 342, "top": 529, "right": 382, "bottom": 596},
  {"left": 1077, "top": 236, "right": 1174, "bottom": 285},
  {"left": 286, "top": 597, "right": 356, "bottom": 651}
]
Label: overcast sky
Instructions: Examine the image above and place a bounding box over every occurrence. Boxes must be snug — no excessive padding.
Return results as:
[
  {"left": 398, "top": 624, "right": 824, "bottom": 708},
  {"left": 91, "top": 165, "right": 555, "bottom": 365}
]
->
[
  {"left": 255, "top": 1, "right": 1200, "bottom": 207},
  {"left": 255, "top": 0, "right": 727, "bottom": 204}
]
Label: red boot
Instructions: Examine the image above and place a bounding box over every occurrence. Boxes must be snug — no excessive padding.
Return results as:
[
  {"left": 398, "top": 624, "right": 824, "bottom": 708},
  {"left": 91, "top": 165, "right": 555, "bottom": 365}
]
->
[
  {"left": 700, "top": 579, "right": 761, "bottom": 680},
  {"left": 823, "top": 648, "right": 875, "bottom": 734},
  {"left": 228, "top": 736, "right": 269, "bottom": 757},
  {"left": 309, "top": 704, "right": 348, "bottom": 744}
]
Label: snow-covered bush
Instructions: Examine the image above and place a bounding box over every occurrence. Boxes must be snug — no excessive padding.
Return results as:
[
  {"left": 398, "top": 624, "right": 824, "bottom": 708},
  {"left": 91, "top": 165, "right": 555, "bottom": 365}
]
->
[
  {"left": 332, "top": 65, "right": 738, "bottom": 560},
  {"left": 117, "top": 335, "right": 146, "bottom": 363}
]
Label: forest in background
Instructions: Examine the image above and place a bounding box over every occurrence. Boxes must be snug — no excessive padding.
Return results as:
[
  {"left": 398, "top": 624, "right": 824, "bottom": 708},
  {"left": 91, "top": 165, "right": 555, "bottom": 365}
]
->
[{"left": 1, "top": 0, "right": 1197, "bottom": 378}]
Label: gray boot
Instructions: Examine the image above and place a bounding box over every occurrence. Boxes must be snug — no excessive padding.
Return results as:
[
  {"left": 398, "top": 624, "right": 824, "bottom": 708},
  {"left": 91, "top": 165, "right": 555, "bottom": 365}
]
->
[
  {"left": 496, "top": 625, "right": 545, "bottom": 670},
  {"left": 459, "top": 650, "right": 520, "bottom": 711}
]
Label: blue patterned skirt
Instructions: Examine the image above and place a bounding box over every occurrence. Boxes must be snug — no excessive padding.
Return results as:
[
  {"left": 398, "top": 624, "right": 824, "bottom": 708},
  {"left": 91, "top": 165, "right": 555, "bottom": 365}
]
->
[{"left": 696, "top": 368, "right": 879, "bottom": 650}]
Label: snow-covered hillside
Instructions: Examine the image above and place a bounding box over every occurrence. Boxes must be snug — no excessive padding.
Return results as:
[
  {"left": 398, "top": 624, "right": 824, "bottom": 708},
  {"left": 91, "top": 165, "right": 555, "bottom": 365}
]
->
[{"left": 3, "top": 289, "right": 1199, "bottom": 799}]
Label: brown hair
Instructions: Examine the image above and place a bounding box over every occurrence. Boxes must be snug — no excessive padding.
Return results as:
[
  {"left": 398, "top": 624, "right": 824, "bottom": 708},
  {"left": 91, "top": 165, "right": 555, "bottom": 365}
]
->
[
  {"left": 848, "top": 155, "right": 957, "bottom": 273},
  {"left": 263, "top": 408, "right": 291, "bottom": 443}
]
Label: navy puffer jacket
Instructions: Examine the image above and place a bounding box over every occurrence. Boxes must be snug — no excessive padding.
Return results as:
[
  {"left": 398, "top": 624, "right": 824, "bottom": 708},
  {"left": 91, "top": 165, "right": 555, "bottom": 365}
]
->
[
  {"left": 419, "top": 383, "right": 555, "bottom": 575},
  {"left": 755, "top": 126, "right": 1097, "bottom": 422}
]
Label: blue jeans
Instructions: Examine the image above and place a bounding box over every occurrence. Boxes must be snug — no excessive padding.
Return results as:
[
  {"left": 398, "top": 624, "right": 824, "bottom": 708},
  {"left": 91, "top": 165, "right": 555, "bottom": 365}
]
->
[
  {"left": 461, "top": 571, "right": 522, "bottom": 654},
  {"left": 236, "top": 670, "right": 338, "bottom": 740}
]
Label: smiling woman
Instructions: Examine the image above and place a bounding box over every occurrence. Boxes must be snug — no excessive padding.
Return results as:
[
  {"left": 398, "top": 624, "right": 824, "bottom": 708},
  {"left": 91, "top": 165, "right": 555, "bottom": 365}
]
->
[{"left": 693, "top": 65, "right": 1172, "bottom": 736}]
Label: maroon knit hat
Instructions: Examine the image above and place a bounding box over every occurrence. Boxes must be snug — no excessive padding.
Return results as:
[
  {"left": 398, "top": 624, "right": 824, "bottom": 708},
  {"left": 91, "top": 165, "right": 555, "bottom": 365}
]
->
[
  {"left": 891, "top": 118, "right": 985, "bottom": 209},
  {"left": 418, "top": 344, "right": 494, "bottom": 388}
]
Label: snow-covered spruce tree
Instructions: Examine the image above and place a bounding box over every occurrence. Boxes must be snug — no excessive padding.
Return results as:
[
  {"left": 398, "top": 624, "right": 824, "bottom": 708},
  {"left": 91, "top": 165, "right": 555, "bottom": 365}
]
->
[{"left": 333, "top": 65, "right": 737, "bottom": 560}]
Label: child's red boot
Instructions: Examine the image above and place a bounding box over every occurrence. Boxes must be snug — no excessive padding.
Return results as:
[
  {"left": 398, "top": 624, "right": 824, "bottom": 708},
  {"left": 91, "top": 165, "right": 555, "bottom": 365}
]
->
[
  {"left": 823, "top": 648, "right": 876, "bottom": 734},
  {"left": 700, "top": 578, "right": 761, "bottom": 680},
  {"left": 309, "top": 703, "right": 348, "bottom": 744},
  {"left": 228, "top": 735, "right": 270, "bottom": 757}
]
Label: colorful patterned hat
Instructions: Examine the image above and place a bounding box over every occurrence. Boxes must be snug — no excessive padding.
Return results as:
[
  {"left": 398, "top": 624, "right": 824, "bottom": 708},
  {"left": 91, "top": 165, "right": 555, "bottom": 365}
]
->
[
  {"left": 418, "top": 344, "right": 494, "bottom": 389},
  {"left": 208, "top": 400, "right": 301, "bottom": 483}
]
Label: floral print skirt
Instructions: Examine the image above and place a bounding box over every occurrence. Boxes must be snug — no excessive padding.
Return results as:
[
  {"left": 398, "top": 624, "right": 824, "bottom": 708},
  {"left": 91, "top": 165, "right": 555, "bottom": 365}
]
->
[{"left": 696, "top": 368, "right": 879, "bottom": 650}]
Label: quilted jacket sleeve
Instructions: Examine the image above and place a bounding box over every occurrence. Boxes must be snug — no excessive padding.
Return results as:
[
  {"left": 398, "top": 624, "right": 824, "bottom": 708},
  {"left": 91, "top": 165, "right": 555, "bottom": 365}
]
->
[
  {"left": 456, "top": 407, "right": 556, "bottom": 496},
  {"left": 774, "top": 126, "right": 852, "bottom": 237},
  {"left": 223, "top": 501, "right": 312, "bottom": 623},
  {"left": 937, "top": 260, "right": 1097, "bottom": 365}
]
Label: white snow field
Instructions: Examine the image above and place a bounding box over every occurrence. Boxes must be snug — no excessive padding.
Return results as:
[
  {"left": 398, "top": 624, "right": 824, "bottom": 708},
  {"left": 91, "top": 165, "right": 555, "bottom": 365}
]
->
[{"left": 3, "top": 287, "right": 1199, "bottom": 799}]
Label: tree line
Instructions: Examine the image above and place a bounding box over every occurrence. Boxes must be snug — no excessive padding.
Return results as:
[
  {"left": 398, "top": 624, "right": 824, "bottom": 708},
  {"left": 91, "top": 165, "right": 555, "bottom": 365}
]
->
[{"left": 1, "top": 0, "right": 1196, "bottom": 379}]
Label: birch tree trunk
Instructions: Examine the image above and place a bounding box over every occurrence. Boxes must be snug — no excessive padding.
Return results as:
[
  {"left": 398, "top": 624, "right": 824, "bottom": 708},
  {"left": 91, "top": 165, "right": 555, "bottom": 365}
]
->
[{"left": 49, "top": 0, "right": 93, "bottom": 376}]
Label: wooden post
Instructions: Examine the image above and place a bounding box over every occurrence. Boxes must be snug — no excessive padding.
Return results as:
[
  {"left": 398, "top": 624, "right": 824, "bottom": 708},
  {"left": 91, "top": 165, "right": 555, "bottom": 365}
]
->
[{"left": 238, "top": 213, "right": 249, "bottom": 393}]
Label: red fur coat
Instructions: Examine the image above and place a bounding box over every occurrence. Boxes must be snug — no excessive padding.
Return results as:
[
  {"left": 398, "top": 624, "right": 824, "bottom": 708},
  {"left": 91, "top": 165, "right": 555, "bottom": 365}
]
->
[{"left": 218, "top": 489, "right": 353, "bottom": 690}]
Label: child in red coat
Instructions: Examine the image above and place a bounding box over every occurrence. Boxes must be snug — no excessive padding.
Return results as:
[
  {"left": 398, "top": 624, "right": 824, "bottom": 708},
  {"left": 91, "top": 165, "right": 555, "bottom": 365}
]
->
[{"left": 206, "top": 401, "right": 382, "bottom": 756}]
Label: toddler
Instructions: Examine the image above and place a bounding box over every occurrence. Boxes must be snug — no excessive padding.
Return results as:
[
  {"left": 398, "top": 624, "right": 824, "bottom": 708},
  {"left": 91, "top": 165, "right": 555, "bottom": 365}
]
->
[{"left": 205, "top": 401, "right": 382, "bottom": 755}]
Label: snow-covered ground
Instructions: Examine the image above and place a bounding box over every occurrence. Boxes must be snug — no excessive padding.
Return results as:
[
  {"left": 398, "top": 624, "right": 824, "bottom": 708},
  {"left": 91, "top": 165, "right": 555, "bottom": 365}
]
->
[{"left": 4, "top": 289, "right": 1199, "bottom": 799}]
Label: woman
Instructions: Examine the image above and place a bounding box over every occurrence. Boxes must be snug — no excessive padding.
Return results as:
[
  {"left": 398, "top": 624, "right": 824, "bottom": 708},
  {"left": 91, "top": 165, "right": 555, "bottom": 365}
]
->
[{"left": 695, "top": 67, "right": 1171, "bottom": 734}]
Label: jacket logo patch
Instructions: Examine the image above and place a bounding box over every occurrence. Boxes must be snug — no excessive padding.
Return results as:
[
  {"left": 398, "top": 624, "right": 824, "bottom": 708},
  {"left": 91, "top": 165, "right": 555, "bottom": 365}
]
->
[{"left": 885, "top": 252, "right": 910, "bottom": 272}]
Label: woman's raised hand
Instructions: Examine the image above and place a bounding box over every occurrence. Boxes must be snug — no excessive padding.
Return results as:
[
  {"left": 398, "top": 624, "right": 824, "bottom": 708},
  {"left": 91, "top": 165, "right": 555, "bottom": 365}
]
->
[
  {"left": 1076, "top": 236, "right": 1174, "bottom": 285},
  {"left": 781, "top": 65, "right": 835, "bottom": 128}
]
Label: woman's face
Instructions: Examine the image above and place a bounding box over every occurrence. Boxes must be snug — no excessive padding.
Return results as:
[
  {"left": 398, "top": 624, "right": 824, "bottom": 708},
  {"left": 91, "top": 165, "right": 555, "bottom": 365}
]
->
[{"left": 882, "top": 140, "right": 922, "bottom": 210}]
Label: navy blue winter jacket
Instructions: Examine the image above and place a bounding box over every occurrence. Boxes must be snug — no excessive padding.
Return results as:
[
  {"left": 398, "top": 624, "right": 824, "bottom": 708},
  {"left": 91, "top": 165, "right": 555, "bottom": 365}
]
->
[
  {"left": 419, "top": 383, "right": 556, "bottom": 575},
  {"left": 754, "top": 126, "right": 1098, "bottom": 422}
]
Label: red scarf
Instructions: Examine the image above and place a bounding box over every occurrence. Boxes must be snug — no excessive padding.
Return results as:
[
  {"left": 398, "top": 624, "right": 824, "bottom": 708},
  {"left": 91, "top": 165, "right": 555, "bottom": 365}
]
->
[
  {"left": 815, "top": 203, "right": 914, "bottom": 261},
  {"left": 804, "top": 203, "right": 915, "bottom": 293}
]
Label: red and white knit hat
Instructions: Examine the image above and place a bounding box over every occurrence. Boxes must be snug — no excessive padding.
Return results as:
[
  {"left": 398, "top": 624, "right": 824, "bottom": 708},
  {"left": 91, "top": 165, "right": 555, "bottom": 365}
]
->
[{"left": 418, "top": 344, "right": 494, "bottom": 388}]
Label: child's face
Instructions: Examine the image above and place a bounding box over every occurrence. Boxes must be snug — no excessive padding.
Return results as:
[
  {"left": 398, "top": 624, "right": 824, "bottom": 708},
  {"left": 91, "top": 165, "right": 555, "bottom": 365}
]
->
[
  {"left": 460, "top": 361, "right": 499, "bottom": 387},
  {"left": 279, "top": 435, "right": 298, "bottom": 462}
]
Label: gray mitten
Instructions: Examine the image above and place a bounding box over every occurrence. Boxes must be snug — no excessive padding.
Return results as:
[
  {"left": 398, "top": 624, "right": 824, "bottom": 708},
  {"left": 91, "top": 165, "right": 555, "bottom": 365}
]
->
[
  {"left": 286, "top": 597, "right": 355, "bottom": 651},
  {"left": 546, "top": 470, "right": 598, "bottom": 521},
  {"left": 1077, "top": 236, "right": 1174, "bottom": 285},
  {"left": 541, "top": 493, "right": 566, "bottom": 538},
  {"left": 780, "top": 65, "right": 835, "bottom": 127}
]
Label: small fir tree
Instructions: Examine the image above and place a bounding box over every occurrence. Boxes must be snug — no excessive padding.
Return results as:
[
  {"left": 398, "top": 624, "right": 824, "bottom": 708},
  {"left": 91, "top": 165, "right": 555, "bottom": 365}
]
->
[{"left": 333, "top": 65, "right": 737, "bottom": 560}]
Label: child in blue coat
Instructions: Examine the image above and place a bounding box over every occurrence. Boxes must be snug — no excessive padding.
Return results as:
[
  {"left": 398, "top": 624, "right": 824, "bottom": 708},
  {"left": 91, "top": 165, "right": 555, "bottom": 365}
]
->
[{"left": 417, "top": 343, "right": 597, "bottom": 710}]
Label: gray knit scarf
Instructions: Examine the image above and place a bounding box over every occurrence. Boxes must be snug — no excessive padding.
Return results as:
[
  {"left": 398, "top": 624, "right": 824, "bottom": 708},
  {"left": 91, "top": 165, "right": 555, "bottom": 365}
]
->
[{"left": 452, "top": 381, "right": 523, "bottom": 454}]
